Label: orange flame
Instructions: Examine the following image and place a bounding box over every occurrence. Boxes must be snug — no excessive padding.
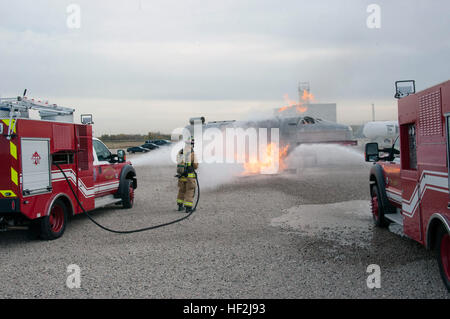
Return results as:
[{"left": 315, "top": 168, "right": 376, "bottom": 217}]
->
[
  {"left": 301, "top": 90, "right": 315, "bottom": 102},
  {"left": 242, "top": 143, "right": 290, "bottom": 175},
  {"left": 296, "top": 105, "right": 307, "bottom": 113},
  {"left": 278, "top": 90, "right": 313, "bottom": 114}
]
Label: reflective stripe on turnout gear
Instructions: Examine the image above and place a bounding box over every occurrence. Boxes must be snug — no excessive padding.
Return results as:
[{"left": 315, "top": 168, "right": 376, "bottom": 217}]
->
[
  {"left": 184, "top": 201, "right": 193, "bottom": 207},
  {"left": 187, "top": 173, "right": 196, "bottom": 178},
  {"left": 179, "top": 177, "right": 187, "bottom": 182},
  {"left": 177, "top": 199, "right": 184, "bottom": 204}
]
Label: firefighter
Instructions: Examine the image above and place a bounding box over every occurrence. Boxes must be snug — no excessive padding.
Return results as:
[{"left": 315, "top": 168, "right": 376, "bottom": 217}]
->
[{"left": 176, "top": 136, "right": 198, "bottom": 213}]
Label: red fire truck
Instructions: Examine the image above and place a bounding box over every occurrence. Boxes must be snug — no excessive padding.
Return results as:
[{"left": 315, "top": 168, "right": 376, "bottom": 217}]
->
[
  {"left": 365, "top": 80, "right": 450, "bottom": 291},
  {"left": 0, "top": 95, "right": 137, "bottom": 240}
]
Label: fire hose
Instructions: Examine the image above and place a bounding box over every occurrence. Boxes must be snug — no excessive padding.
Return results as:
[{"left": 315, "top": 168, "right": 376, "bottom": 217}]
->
[{"left": 54, "top": 163, "right": 200, "bottom": 234}]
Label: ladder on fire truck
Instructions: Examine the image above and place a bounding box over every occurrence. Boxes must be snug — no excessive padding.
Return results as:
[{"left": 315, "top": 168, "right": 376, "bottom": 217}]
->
[{"left": 0, "top": 90, "right": 75, "bottom": 139}]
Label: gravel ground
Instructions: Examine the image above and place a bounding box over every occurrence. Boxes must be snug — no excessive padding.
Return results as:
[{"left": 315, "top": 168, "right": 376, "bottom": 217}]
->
[{"left": 0, "top": 157, "right": 449, "bottom": 298}]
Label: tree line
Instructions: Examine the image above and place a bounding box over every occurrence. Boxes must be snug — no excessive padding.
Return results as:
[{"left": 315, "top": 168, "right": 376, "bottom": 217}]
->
[{"left": 99, "top": 132, "right": 171, "bottom": 142}]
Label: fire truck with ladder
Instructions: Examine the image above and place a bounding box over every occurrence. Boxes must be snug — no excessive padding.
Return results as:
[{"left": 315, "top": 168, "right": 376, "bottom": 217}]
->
[
  {"left": 0, "top": 92, "right": 137, "bottom": 240},
  {"left": 365, "top": 80, "right": 450, "bottom": 291}
]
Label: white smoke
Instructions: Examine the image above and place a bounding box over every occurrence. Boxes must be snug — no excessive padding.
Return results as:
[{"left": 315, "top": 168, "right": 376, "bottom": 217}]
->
[
  {"left": 196, "top": 144, "right": 366, "bottom": 190},
  {"left": 129, "top": 141, "right": 244, "bottom": 190},
  {"left": 129, "top": 143, "right": 180, "bottom": 167},
  {"left": 129, "top": 139, "right": 366, "bottom": 190},
  {"left": 197, "top": 162, "right": 244, "bottom": 190},
  {"left": 285, "top": 144, "right": 365, "bottom": 169}
]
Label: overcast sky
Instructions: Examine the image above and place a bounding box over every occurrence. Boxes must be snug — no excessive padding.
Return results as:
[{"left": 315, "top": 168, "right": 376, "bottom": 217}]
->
[{"left": 1, "top": 0, "right": 449, "bottom": 135}]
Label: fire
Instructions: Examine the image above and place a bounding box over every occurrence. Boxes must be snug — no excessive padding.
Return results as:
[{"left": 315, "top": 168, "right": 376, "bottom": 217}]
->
[
  {"left": 296, "top": 105, "right": 307, "bottom": 113},
  {"left": 242, "top": 143, "right": 290, "bottom": 175},
  {"left": 278, "top": 105, "right": 290, "bottom": 113},
  {"left": 301, "top": 90, "right": 315, "bottom": 102},
  {"left": 278, "top": 90, "right": 314, "bottom": 114}
]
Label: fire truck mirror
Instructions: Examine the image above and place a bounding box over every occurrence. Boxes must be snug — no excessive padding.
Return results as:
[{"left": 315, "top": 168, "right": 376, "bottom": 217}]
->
[
  {"left": 395, "top": 80, "right": 416, "bottom": 99},
  {"left": 365, "top": 142, "right": 379, "bottom": 162},
  {"left": 117, "top": 150, "right": 126, "bottom": 163},
  {"left": 81, "top": 114, "right": 94, "bottom": 125}
]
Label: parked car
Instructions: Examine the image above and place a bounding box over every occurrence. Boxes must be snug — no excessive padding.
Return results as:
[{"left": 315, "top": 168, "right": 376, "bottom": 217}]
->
[
  {"left": 141, "top": 143, "right": 160, "bottom": 150},
  {"left": 145, "top": 139, "right": 171, "bottom": 146},
  {"left": 127, "top": 146, "right": 149, "bottom": 154}
]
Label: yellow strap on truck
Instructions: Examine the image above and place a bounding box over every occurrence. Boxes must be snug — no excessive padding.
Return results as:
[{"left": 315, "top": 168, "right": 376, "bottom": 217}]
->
[
  {"left": 10, "top": 141, "right": 17, "bottom": 160},
  {"left": 11, "top": 167, "right": 18, "bottom": 186},
  {"left": 2, "top": 119, "right": 16, "bottom": 133}
]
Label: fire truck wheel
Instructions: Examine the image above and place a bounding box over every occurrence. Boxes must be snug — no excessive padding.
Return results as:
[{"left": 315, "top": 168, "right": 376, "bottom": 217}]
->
[
  {"left": 436, "top": 226, "right": 450, "bottom": 291},
  {"left": 370, "top": 185, "right": 388, "bottom": 228},
  {"left": 39, "top": 199, "right": 68, "bottom": 240},
  {"left": 122, "top": 179, "right": 135, "bottom": 209},
  {"left": 27, "top": 221, "right": 41, "bottom": 240}
]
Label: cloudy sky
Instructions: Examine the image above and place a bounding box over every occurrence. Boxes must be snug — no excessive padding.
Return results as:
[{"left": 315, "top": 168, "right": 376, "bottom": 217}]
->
[{"left": 1, "top": 0, "right": 449, "bottom": 135}]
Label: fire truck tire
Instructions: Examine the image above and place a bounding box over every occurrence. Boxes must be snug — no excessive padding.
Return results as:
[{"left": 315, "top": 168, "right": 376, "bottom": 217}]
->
[
  {"left": 39, "top": 199, "right": 68, "bottom": 240},
  {"left": 27, "top": 221, "right": 41, "bottom": 240},
  {"left": 370, "top": 185, "right": 388, "bottom": 228},
  {"left": 122, "top": 179, "right": 135, "bottom": 209},
  {"left": 436, "top": 226, "right": 450, "bottom": 291}
]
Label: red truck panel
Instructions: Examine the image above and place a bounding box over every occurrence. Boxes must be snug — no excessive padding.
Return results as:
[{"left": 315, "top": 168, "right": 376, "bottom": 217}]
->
[
  {"left": 391, "top": 80, "right": 450, "bottom": 244},
  {"left": 53, "top": 124, "right": 75, "bottom": 151},
  {"left": 0, "top": 118, "right": 126, "bottom": 220}
]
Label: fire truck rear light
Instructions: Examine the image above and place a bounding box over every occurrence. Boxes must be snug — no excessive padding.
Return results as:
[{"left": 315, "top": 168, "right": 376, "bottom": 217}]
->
[{"left": 11, "top": 200, "right": 15, "bottom": 210}]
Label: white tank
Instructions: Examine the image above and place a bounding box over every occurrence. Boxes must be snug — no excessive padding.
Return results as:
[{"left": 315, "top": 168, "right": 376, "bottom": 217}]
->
[{"left": 362, "top": 121, "right": 399, "bottom": 139}]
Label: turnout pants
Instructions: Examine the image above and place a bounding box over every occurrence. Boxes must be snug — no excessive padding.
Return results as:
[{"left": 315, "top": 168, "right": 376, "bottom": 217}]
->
[{"left": 177, "top": 177, "right": 196, "bottom": 207}]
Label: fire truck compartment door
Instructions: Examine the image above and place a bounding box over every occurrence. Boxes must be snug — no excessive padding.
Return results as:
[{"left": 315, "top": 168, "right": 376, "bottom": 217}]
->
[{"left": 21, "top": 138, "right": 51, "bottom": 194}]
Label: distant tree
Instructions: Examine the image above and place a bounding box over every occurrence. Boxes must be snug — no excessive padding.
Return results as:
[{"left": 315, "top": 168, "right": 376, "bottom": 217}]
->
[{"left": 98, "top": 132, "right": 170, "bottom": 142}]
